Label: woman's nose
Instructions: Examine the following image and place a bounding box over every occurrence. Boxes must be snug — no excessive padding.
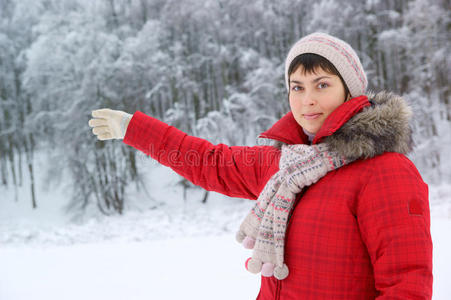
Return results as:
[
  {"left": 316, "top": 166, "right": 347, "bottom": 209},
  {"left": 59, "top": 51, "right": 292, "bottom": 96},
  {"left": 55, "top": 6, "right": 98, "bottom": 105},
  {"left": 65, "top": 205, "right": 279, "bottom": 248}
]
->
[{"left": 301, "top": 90, "right": 316, "bottom": 106}]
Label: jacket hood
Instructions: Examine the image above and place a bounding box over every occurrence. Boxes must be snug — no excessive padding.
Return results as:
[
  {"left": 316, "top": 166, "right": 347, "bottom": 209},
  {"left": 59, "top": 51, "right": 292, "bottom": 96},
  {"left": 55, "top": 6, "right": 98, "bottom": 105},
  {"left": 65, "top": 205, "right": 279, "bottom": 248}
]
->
[{"left": 258, "top": 91, "right": 413, "bottom": 160}]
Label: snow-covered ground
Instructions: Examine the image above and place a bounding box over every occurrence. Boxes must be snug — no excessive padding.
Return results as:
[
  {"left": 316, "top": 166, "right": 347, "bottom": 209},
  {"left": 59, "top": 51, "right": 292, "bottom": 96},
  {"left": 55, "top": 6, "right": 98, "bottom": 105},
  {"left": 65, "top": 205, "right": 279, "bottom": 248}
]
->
[
  {"left": 0, "top": 235, "right": 261, "bottom": 300},
  {"left": 0, "top": 155, "right": 450, "bottom": 299}
]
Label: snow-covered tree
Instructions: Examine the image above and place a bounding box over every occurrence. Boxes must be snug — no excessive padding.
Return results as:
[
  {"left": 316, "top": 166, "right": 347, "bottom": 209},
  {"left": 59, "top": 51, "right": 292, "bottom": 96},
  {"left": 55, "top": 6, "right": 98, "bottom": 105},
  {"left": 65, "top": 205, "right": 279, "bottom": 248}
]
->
[{"left": 1, "top": 0, "right": 449, "bottom": 214}]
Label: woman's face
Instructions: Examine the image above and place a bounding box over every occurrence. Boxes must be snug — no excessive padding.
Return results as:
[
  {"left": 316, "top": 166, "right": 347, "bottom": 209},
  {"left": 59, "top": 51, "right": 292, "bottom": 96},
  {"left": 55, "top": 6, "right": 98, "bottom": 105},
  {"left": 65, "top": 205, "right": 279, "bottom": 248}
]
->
[{"left": 289, "top": 66, "right": 349, "bottom": 134}]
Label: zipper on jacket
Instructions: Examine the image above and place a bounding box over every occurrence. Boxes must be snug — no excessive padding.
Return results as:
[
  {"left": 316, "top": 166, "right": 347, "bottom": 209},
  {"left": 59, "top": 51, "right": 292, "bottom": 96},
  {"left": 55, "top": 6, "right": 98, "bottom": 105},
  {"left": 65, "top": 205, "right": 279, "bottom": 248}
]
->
[
  {"left": 275, "top": 188, "right": 308, "bottom": 299},
  {"left": 275, "top": 279, "right": 281, "bottom": 300},
  {"left": 287, "top": 188, "right": 307, "bottom": 225}
]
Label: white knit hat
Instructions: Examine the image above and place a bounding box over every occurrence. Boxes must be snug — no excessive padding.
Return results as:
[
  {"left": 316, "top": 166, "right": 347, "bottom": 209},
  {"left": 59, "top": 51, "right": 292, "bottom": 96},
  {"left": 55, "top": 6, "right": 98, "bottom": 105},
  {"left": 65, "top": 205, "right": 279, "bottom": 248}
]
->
[{"left": 284, "top": 32, "right": 367, "bottom": 97}]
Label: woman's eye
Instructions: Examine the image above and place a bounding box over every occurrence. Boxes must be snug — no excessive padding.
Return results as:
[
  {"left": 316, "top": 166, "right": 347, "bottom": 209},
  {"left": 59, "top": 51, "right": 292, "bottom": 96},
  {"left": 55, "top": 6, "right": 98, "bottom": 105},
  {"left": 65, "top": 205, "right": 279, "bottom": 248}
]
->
[
  {"left": 292, "top": 86, "right": 303, "bottom": 91},
  {"left": 318, "top": 82, "right": 329, "bottom": 89}
]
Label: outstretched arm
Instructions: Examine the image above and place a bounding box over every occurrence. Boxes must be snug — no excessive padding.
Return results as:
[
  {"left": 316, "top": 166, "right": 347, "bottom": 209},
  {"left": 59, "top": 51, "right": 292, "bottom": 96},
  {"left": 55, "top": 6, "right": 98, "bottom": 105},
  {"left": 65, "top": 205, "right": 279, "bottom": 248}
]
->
[{"left": 89, "top": 109, "right": 279, "bottom": 200}]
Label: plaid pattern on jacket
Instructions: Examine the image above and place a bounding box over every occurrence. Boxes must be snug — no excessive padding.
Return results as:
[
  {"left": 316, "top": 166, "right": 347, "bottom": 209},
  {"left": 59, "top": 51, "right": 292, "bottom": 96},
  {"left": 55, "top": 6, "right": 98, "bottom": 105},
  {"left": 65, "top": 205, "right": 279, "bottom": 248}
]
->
[{"left": 123, "top": 95, "right": 432, "bottom": 299}]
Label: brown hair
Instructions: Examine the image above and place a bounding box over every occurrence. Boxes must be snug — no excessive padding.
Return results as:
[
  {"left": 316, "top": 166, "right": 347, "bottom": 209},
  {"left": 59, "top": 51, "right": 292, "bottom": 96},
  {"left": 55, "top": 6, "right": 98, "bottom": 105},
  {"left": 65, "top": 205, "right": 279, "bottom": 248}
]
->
[{"left": 288, "top": 53, "right": 350, "bottom": 98}]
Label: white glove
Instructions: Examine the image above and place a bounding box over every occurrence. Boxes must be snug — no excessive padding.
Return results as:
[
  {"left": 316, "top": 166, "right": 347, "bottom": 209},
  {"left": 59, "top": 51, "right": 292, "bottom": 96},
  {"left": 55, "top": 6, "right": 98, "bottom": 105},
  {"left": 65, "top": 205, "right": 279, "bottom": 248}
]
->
[{"left": 89, "top": 108, "right": 132, "bottom": 140}]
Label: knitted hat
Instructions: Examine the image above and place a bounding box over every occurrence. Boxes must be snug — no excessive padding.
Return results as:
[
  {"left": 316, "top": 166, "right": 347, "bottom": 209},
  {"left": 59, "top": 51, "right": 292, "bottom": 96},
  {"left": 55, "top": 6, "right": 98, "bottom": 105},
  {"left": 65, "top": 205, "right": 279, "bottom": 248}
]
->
[{"left": 284, "top": 32, "right": 367, "bottom": 97}]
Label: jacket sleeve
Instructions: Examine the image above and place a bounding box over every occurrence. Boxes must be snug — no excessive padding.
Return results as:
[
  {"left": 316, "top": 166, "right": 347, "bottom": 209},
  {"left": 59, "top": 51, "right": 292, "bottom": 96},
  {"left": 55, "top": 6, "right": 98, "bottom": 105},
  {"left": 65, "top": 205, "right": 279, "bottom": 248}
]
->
[
  {"left": 122, "top": 111, "right": 279, "bottom": 200},
  {"left": 357, "top": 153, "right": 433, "bottom": 299}
]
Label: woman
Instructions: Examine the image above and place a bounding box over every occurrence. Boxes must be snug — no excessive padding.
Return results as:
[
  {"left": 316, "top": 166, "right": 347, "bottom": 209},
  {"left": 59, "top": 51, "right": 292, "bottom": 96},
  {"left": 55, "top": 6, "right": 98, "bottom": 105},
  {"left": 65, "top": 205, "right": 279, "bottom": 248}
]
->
[{"left": 89, "top": 32, "right": 432, "bottom": 299}]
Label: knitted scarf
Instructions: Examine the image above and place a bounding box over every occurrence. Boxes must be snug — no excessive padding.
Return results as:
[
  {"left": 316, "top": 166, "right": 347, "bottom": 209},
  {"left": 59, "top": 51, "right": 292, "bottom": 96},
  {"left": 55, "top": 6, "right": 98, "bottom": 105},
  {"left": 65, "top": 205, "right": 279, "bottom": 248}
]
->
[{"left": 236, "top": 143, "right": 352, "bottom": 280}]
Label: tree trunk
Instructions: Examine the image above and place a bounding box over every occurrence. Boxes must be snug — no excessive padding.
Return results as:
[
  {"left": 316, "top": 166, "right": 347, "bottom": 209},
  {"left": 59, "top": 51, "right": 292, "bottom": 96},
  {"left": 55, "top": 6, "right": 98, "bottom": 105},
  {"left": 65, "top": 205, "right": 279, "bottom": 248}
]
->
[
  {"left": 201, "top": 190, "right": 209, "bottom": 204},
  {"left": 25, "top": 134, "right": 37, "bottom": 209}
]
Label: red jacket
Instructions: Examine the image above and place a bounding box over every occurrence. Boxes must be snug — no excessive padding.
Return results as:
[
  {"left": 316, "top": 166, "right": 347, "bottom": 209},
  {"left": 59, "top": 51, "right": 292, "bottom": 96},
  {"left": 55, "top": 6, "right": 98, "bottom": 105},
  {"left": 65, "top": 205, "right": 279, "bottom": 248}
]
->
[{"left": 123, "top": 94, "right": 433, "bottom": 299}]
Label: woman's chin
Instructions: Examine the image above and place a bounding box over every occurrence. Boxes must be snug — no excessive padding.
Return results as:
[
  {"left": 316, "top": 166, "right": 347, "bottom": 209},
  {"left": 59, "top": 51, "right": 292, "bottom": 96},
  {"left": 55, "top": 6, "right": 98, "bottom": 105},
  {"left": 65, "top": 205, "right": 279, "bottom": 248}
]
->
[
  {"left": 301, "top": 124, "right": 319, "bottom": 135},
  {"left": 305, "top": 128, "right": 318, "bottom": 135}
]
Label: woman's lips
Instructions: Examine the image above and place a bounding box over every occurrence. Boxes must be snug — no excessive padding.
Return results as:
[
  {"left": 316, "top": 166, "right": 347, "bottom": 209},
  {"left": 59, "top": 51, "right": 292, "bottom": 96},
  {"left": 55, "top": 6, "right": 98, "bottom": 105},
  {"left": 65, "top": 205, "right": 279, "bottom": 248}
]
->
[{"left": 303, "top": 113, "right": 322, "bottom": 120}]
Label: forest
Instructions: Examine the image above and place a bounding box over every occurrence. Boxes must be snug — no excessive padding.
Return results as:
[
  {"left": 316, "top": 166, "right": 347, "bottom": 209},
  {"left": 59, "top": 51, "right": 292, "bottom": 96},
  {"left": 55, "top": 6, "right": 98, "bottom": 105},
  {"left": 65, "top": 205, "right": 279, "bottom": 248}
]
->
[{"left": 0, "top": 0, "right": 449, "bottom": 214}]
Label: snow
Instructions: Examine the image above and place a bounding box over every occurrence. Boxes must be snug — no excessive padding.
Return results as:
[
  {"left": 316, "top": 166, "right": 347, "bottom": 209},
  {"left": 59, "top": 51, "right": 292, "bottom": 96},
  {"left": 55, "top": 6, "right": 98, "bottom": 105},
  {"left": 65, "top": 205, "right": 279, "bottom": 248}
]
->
[
  {"left": 1, "top": 157, "right": 450, "bottom": 299},
  {"left": 0, "top": 157, "right": 262, "bottom": 299},
  {"left": 0, "top": 236, "right": 260, "bottom": 300},
  {"left": 431, "top": 218, "right": 451, "bottom": 299}
]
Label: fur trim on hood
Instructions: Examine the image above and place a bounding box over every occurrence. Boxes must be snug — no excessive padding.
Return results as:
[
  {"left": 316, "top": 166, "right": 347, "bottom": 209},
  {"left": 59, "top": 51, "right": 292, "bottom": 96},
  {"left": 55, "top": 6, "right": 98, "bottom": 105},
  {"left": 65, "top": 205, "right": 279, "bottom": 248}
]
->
[
  {"left": 324, "top": 91, "right": 414, "bottom": 160},
  {"left": 257, "top": 91, "right": 414, "bottom": 160}
]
